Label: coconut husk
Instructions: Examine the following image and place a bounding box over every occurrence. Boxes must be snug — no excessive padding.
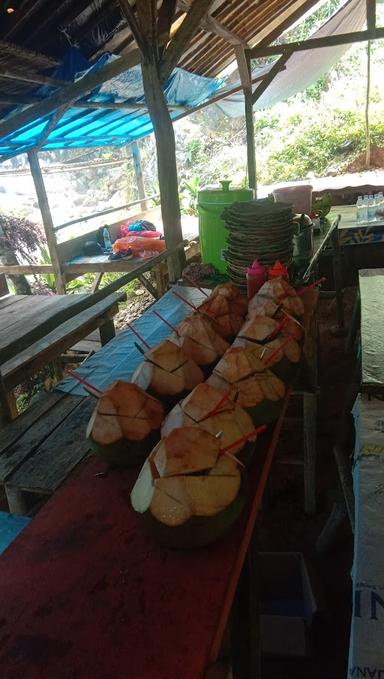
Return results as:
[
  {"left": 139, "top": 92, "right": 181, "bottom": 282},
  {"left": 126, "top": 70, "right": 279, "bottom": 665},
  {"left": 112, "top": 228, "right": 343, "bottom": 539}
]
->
[
  {"left": 132, "top": 357, "right": 204, "bottom": 398},
  {"left": 213, "top": 346, "right": 266, "bottom": 384},
  {"left": 152, "top": 426, "right": 221, "bottom": 477},
  {"left": 170, "top": 314, "right": 229, "bottom": 366},
  {"left": 246, "top": 304, "right": 304, "bottom": 341},
  {"left": 256, "top": 278, "right": 305, "bottom": 317}
]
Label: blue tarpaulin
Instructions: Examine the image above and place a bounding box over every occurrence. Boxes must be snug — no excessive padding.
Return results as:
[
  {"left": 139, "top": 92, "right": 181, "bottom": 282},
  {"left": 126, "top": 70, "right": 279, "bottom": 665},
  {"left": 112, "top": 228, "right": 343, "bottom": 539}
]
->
[{"left": 0, "top": 48, "right": 223, "bottom": 158}]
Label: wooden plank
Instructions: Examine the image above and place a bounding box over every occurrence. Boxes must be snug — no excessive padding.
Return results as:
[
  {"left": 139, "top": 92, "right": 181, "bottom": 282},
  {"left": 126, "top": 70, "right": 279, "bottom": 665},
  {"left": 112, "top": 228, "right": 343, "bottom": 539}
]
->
[
  {"left": 28, "top": 149, "right": 66, "bottom": 293},
  {"left": 0, "top": 69, "right": 67, "bottom": 88},
  {"left": 0, "top": 294, "right": 26, "bottom": 311},
  {"left": 0, "top": 296, "right": 62, "bottom": 333},
  {"left": 359, "top": 269, "right": 384, "bottom": 392},
  {"left": 0, "top": 264, "right": 54, "bottom": 275},
  {"left": 131, "top": 141, "right": 148, "bottom": 212},
  {"left": 252, "top": 0, "right": 321, "bottom": 49},
  {"left": 177, "top": 0, "right": 247, "bottom": 46},
  {"left": 0, "top": 394, "right": 82, "bottom": 482},
  {"left": 0, "top": 402, "right": 287, "bottom": 679},
  {"left": 250, "top": 28, "right": 384, "bottom": 58},
  {"left": 2, "top": 293, "right": 125, "bottom": 389},
  {"left": 6, "top": 397, "right": 95, "bottom": 494},
  {"left": 0, "top": 390, "right": 66, "bottom": 453},
  {"left": 0, "top": 273, "right": 8, "bottom": 297}
]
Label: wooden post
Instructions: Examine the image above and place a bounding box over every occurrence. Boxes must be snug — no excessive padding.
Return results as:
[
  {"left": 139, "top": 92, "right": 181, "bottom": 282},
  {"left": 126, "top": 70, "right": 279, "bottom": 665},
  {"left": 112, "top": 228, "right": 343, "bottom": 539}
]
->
[
  {"left": 141, "top": 58, "right": 186, "bottom": 282},
  {"left": 236, "top": 47, "right": 256, "bottom": 194},
  {"left": 27, "top": 149, "right": 66, "bottom": 294},
  {"left": 131, "top": 141, "right": 148, "bottom": 211}
]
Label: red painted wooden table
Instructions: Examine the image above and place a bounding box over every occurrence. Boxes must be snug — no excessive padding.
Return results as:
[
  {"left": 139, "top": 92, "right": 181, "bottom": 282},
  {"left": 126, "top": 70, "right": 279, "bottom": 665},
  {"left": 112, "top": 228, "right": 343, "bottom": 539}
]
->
[{"left": 0, "top": 397, "right": 287, "bottom": 679}]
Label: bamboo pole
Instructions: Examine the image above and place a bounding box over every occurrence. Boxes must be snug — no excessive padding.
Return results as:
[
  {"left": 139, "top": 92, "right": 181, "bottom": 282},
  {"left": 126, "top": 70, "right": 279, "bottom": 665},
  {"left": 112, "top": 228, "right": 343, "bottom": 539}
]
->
[
  {"left": 235, "top": 47, "right": 257, "bottom": 193},
  {"left": 365, "top": 40, "right": 371, "bottom": 169},
  {"left": 131, "top": 141, "right": 148, "bottom": 211},
  {"left": 27, "top": 149, "right": 66, "bottom": 294}
]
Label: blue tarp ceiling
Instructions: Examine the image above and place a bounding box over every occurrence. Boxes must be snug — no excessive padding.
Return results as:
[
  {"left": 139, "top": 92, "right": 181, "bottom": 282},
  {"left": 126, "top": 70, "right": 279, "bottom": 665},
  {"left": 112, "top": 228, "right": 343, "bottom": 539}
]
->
[{"left": 0, "top": 48, "right": 223, "bottom": 159}]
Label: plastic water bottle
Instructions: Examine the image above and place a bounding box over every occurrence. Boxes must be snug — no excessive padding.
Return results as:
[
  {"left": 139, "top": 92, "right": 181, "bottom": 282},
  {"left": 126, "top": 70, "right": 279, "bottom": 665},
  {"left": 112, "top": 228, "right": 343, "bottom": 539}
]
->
[
  {"left": 375, "top": 192, "right": 384, "bottom": 220},
  {"left": 356, "top": 196, "right": 363, "bottom": 223},
  {"left": 368, "top": 194, "right": 375, "bottom": 221},
  {"left": 362, "top": 195, "right": 369, "bottom": 222},
  {"left": 103, "top": 226, "right": 112, "bottom": 250}
]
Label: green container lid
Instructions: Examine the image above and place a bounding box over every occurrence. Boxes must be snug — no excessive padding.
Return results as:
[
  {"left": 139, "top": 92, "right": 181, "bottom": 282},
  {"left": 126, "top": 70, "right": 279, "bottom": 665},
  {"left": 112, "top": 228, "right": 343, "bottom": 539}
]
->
[{"left": 198, "top": 180, "right": 253, "bottom": 206}]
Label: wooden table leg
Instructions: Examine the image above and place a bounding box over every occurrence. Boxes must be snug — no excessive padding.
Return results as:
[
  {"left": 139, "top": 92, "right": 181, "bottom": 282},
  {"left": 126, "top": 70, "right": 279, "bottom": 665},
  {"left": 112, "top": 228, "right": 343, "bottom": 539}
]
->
[
  {"left": 5, "top": 485, "right": 28, "bottom": 515},
  {"left": 99, "top": 319, "right": 116, "bottom": 346},
  {"left": 0, "top": 371, "right": 13, "bottom": 423},
  {"left": 304, "top": 391, "right": 317, "bottom": 516}
]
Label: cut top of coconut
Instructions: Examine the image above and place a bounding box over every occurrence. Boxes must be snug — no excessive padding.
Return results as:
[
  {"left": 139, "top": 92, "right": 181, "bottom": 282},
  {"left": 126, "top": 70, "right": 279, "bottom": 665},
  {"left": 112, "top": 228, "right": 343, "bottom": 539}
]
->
[
  {"left": 211, "top": 282, "right": 242, "bottom": 300},
  {"left": 176, "top": 314, "right": 229, "bottom": 354},
  {"left": 258, "top": 277, "right": 296, "bottom": 300},
  {"left": 181, "top": 382, "right": 235, "bottom": 422},
  {"left": 214, "top": 346, "right": 266, "bottom": 384},
  {"left": 101, "top": 381, "right": 158, "bottom": 419},
  {"left": 145, "top": 340, "right": 188, "bottom": 372},
  {"left": 152, "top": 426, "right": 220, "bottom": 478},
  {"left": 238, "top": 315, "right": 279, "bottom": 343}
]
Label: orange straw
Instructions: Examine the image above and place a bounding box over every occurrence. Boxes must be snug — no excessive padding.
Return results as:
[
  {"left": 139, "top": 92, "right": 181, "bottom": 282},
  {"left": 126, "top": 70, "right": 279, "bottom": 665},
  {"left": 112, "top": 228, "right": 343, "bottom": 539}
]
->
[
  {"left": 183, "top": 275, "right": 210, "bottom": 297},
  {"left": 152, "top": 309, "right": 180, "bottom": 336},
  {"left": 65, "top": 369, "right": 103, "bottom": 397},
  {"left": 220, "top": 424, "right": 267, "bottom": 454},
  {"left": 127, "top": 322, "right": 151, "bottom": 349},
  {"left": 264, "top": 335, "right": 293, "bottom": 367}
]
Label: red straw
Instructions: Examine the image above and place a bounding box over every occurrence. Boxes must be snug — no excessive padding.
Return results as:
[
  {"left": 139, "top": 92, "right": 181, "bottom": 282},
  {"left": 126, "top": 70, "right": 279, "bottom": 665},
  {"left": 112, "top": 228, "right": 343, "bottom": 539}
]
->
[
  {"left": 183, "top": 275, "right": 209, "bottom": 297},
  {"left": 264, "top": 335, "right": 293, "bottom": 367},
  {"left": 204, "top": 388, "right": 234, "bottom": 419},
  {"left": 267, "top": 315, "right": 289, "bottom": 340},
  {"left": 65, "top": 369, "right": 103, "bottom": 397},
  {"left": 171, "top": 289, "right": 198, "bottom": 311},
  {"left": 220, "top": 424, "right": 267, "bottom": 454},
  {"left": 152, "top": 309, "right": 180, "bottom": 336},
  {"left": 127, "top": 322, "right": 151, "bottom": 349},
  {"left": 297, "top": 277, "right": 326, "bottom": 295}
]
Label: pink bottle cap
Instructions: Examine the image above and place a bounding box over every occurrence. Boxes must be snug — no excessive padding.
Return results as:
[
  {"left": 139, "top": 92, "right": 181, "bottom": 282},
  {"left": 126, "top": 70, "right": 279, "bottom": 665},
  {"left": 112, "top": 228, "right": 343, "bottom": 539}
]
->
[{"left": 247, "top": 259, "right": 266, "bottom": 276}]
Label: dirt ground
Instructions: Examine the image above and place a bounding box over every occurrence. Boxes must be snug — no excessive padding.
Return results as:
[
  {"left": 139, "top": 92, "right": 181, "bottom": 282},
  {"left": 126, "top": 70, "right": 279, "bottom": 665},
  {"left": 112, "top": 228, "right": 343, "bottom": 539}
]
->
[{"left": 257, "top": 287, "right": 357, "bottom": 678}]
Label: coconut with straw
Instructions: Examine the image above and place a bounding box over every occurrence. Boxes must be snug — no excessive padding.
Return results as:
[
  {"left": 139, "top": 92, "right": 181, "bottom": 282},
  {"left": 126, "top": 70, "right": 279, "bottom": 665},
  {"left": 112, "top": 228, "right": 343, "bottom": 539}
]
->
[
  {"left": 254, "top": 277, "right": 305, "bottom": 317},
  {"left": 131, "top": 339, "right": 204, "bottom": 405},
  {"left": 207, "top": 345, "right": 286, "bottom": 425},
  {"left": 161, "top": 382, "right": 258, "bottom": 458},
  {"left": 86, "top": 380, "right": 165, "bottom": 467},
  {"left": 171, "top": 314, "right": 230, "bottom": 369},
  {"left": 130, "top": 425, "right": 257, "bottom": 549}
]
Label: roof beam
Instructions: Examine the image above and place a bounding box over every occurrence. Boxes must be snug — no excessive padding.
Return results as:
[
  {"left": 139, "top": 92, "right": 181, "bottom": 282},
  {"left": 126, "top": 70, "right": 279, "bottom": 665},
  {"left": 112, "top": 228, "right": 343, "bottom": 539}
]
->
[
  {"left": 0, "top": 49, "right": 141, "bottom": 142},
  {"left": 251, "top": 52, "right": 292, "bottom": 104},
  {"left": 251, "top": 0, "right": 322, "bottom": 49},
  {"left": 177, "top": 0, "right": 248, "bottom": 46},
  {"left": 250, "top": 27, "right": 384, "bottom": 58},
  {"left": 0, "top": 69, "right": 67, "bottom": 88},
  {"left": 160, "top": 0, "right": 215, "bottom": 80}
]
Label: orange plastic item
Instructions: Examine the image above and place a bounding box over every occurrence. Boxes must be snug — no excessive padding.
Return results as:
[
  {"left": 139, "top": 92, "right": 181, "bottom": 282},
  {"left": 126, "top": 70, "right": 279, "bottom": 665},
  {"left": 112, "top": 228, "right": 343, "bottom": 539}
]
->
[
  {"left": 113, "top": 235, "right": 166, "bottom": 257},
  {"left": 267, "top": 260, "right": 289, "bottom": 280}
]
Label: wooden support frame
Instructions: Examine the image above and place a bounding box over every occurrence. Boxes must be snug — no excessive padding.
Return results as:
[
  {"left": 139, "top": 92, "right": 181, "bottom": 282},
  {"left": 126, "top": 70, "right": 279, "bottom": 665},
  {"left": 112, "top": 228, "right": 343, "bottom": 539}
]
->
[
  {"left": 177, "top": 0, "right": 248, "bottom": 46},
  {"left": 251, "top": 27, "right": 384, "bottom": 59},
  {"left": 27, "top": 149, "right": 66, "bottom": 294},
  {"left": 235, "top": 46, "right": 256, "bottom": 193},
  {"left": 251, "top": 52, "right": 292, "bottom": 105}
]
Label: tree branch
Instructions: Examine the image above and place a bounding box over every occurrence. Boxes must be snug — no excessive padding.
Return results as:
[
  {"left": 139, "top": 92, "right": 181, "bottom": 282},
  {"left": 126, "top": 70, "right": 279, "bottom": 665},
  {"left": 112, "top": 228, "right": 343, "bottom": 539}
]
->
[{"left": 118, "top": 0, "right": 147, "bottom": 55}]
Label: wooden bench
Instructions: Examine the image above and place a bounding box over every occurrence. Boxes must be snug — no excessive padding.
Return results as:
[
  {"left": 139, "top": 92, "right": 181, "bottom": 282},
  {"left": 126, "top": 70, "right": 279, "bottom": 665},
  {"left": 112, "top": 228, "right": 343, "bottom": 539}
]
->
[
  {"left": 0, "top": 290, "right": 126, "bottom": 420},
  {"left": 0, "top": 390, "right": 91, "bottom": 514}
]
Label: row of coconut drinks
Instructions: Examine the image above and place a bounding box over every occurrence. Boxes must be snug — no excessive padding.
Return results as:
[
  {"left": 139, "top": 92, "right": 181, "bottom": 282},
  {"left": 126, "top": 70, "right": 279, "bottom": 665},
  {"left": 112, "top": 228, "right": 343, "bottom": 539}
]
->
[{"left": 86, "top": 278, "right": 306, "bottom": 548}]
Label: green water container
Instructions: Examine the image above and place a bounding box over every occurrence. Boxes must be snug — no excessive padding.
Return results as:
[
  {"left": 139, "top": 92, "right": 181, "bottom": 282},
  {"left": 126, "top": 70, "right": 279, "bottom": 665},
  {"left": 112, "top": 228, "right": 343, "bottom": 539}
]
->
[{"left": 198, "top": 180, "right": 253, "bottom": 273}]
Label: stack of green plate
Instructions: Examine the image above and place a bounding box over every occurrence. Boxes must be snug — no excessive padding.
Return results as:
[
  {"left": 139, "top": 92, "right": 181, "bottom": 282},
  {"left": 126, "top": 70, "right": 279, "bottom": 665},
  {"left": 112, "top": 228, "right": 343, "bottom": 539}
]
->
[{"left": 222, "top": 199, "right": 294, "bottom": 288}]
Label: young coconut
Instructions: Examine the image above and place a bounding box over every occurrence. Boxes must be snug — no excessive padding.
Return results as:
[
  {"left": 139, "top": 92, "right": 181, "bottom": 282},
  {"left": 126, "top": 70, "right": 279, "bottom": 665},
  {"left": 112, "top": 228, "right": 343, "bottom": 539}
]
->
[
  {"left": 256, "top": 277, "right": 305, "bottom": 317},
  {"left": 169, "top": 314, "right": 229, "bottom": 368},
  {"left": 161, "top": 382, "right": 256, "bottom": 457},
  {"left": 246, "top": 299, "right": 304, "bottom": 341},
  {"left": 207, "top": 347, "right": 286, "bottom": 425},
  {"left": 198, "top": 295, "right": 245, "bottom": 339},
  {"left": 130, "top": 431, "right": 245, "bottom": 549},
  {"left": 87, "top": 381, "right": 165, "bottom": 467},
  {"left": 233, "top": 333, "right": 301, "bottom": 382},
  {"left": 131, "top": 340, "right": 204, "bottom": 403}
]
